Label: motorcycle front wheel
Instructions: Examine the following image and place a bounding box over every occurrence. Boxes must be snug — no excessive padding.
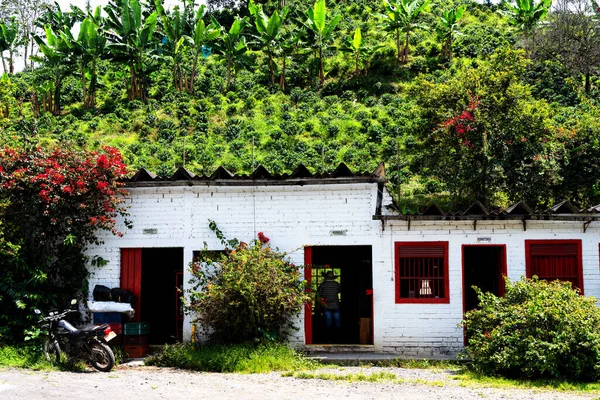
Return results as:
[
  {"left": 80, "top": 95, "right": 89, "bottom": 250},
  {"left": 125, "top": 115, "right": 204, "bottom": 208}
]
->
[
  {"left": 88, "top": 341, "right": 115, "bottom": 372},
  {"left": 42, "top": 336, "right": 61, "bottom": 365}
]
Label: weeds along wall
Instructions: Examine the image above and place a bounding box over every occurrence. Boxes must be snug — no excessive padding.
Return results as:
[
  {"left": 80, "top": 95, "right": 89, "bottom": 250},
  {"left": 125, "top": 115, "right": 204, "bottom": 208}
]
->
[{"left": 85, "top": 181, "right": 383, "bottom": 346}]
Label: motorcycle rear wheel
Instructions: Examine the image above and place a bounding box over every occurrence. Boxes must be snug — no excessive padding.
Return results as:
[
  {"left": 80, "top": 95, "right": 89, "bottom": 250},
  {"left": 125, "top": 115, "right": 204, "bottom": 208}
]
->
[
  {"left": 42, "top": 337, "right": 61, "bottom": 365},
  {"left": 89, "top": 341, "right": 115, "bottom": 372}
]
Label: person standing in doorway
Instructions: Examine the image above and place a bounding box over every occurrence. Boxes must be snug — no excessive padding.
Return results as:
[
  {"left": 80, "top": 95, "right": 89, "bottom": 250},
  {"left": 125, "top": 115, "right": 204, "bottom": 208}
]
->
[{"left": 318, "top": 269, "right": 341, "bottom": 342}]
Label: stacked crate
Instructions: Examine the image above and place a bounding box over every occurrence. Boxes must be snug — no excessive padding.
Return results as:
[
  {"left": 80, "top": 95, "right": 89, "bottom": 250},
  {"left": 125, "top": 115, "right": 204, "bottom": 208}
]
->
[
  {"left": 124, "top": 322, "right": 150, "bottom": 358},
  {"left": 93, "top": 312, "right": 123, "bottom": 347}
]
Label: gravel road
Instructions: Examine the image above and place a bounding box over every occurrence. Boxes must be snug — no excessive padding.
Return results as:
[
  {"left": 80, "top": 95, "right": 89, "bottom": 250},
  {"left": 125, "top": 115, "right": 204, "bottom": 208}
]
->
[{"left": 0, "top": 364, "right": 598, "bottom": 400}]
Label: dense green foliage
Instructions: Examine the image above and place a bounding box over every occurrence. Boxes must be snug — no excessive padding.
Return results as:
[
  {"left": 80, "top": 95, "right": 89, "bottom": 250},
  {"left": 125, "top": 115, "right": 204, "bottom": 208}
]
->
[
  {"left": 0, "top": 0, "right": 598, "bottom": 210},
  {"left": 462, "top": 278, "right": 600, "bottom": 381},
  {"left": 188, "top": 223, "right": 309, "bottom": 343},
  {"left": 0, "top": 0, "right": 597, "bottom": 211},
  {"left": 146, "top": 342, "right": 317, "bottom": 372}
]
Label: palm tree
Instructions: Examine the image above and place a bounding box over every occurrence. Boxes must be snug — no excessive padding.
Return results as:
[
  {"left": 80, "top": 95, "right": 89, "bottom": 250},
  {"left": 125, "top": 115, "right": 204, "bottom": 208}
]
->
[
  {"left": 248, "top": 0, "right": 289, "bottom": 87},
  {"left": 302, "top": 0, "right": 341, "bottom": 85},
  {"left": 210, "top": 16, "right": 249, "bottom": 90},
  {"left": 156, "top": 0, "right": 192, "bottom": 92},
  {"left": 104, "top": 0, "right": 158, "bottom": 101},
  {"left": 502, "top": 0, "right": 552, "bottom": 57},
  {"left": 376, "top": 0, "right": 430, "bottom": 63},
  {"left": 436, "top": 5, "right": 465, "bottom": 61}
]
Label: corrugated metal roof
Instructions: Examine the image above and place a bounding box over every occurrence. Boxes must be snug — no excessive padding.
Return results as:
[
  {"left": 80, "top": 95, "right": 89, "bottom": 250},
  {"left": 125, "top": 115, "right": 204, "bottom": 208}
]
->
[{"left": 125, "top": 162, "right": 387, "bottom": 187}]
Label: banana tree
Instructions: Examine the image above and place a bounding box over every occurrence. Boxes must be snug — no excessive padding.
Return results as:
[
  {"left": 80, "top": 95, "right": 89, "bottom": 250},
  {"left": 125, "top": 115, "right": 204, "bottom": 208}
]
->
[
  {"left": 303, "top": 0, "right": 341, "bottom": 85},
  {"left": 0, "top": 19, "right": 20, "bottom": 74},
  {"left": 436, "top": 5, "right": 465, "bottom": 61},
  {"left": 156, "top": 0, "right": 192, "bottom": 92},
  {"left": 104, "top": 0, "right": 158, "bottom": 101},
  {"left": 341, "top": 27, "right": 383, "bottom": 75},
  {"left": 74, "top": 9, "right": 107, "bottom": 108},
  {"left": 248, "top": 0, "right": 289, "bottom": 87},
  {"left": 32, "top": 25, "right": 75, "bottom": 114},
  {"left": 376, "top": 0, "right": 430, "bottom": 63},
  {"left": 502, "top": 0, "right": 552, "bottom": 57},
  {"left": 187, "top": 5, "right": 220, "bottom": 94},
  {"left": 210, "top": 16, "right": 249, "bottom": 90}
]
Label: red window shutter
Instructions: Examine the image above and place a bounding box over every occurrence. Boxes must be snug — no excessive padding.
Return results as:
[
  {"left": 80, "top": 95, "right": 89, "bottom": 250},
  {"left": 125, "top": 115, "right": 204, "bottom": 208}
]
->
[
  {"left": 526, "top": 240, "right": 583, "bottom": 293},
  {"left": 121, "top": 248, "right": 142, "bottom": 321}
]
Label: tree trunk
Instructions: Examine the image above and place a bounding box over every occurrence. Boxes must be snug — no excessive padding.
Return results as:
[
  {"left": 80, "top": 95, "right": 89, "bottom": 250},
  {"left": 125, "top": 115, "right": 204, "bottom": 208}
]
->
[
  {"left": 32, "top": 91, "right": 40, "bottom": 117},
  {"left": 191, "top": 53, "right": 199, "bottom": 94},
  {"left": 585, "top": 72, "right": 591, "bottom": 93},
  {"left": 226, "top": 57, "right": 232, "bottom": 90},
  {"left": 396, "top": 29, "right": 401, "bottom": 61},
  {"left": 279, "top": 56, "right": 286, "bottom": 92},
  {"left": 319, "top": 47, "right": 324, "bottom": 85},
  {"left": 402, "top": 33, "right": 410, "bottom": 63},
  {"left": 81, "top": 66, "right": 88, "bottom": 109},
  {"left": 9, "top": 51, "right": 14, "bottom": 74},
  {"left": 53, "top": 78, "right": 61, "bottom": 115},
  {"left": 129, "top": 64, "right": 136, "bottom": 101},
  {"left": 1, "top": 54, "right": 6, "bottom": 74},
  {"left": 269, "top": 52, "right": 275, "bottom": 85}
]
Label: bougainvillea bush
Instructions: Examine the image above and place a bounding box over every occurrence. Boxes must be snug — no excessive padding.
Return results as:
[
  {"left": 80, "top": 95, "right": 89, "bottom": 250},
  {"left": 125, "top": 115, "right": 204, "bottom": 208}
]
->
[
  {"left": 0, "top": 145, "right": 130, "bottom": 342},
  {"left": 188, "top": 224, "right": 309, "bottom": 343},
  {"left": 462, "top": 278, "right": 600, "bottom": 381}
]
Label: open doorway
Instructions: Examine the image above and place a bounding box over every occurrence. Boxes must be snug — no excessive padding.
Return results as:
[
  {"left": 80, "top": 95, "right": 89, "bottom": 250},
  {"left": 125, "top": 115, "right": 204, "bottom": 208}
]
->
[
  {"left": 140, "top": 248, "right": 184, "bottom": 345},
  {"left": 462, "top": 245, "right": 507, "bottom": 313},
  {"left": 305, "top": 245, "right": 373, "bottom": 345}
]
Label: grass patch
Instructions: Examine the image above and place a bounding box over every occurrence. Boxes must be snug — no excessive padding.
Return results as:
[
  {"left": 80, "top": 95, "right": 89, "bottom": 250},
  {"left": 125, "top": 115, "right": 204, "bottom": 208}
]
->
[
  {"left": 451, "top": 370, "right": 600, "bottom": 392},
  {"left": 0, "top": 345, "right": 54, "bottom": 370},
  {"left": 288, "top": 370, "right": 400, "bottom": 383},
  {"left": 375, "top": 358, "right": 461, "bottom": 370},
  {"left": 145, "top": 342, "right": 319, "bottom": 373}
]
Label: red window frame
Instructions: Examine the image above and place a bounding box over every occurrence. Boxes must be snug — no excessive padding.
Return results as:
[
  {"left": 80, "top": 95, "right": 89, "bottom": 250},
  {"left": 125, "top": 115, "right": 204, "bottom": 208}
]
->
[
  {"left": 525, "top": 240, "right": 583, "bottom": 293},
  {"left": 394, "top": 242, "right": 450, "bottom": 304}
]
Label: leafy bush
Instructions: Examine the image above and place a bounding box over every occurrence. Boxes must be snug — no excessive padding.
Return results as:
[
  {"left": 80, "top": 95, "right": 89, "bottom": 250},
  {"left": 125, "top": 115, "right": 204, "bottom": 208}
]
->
[
  {"left": 187, "top": 222, "right": 309, "bottom": 343},
  {"left": 462, "top": 277, "right": 600, "bottom": 381}
]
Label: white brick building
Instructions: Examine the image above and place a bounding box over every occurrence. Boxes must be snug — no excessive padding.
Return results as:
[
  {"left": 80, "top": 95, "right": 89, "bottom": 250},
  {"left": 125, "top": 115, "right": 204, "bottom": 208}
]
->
[{"left": 87, "top": 164, "right": 600, "bottom": 357}]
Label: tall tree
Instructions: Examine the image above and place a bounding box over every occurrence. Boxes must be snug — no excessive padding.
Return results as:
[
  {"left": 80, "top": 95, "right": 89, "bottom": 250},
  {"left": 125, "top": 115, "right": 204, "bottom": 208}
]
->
[
  {"left": 340, "top": 27, "right": 382, "bottom": 75},
  {"left": 436, "top": 5, "right": 465, "bottom": 61},
  {"left": 537, "top": 0, "right": 600, "bottom": 93},
  {"left": 104, "top": 0, "right": 158, "bottom": 101},
  {"left": 0, "top": 0, "right": 50, "bottom": 70},
  {"left": 376, "top": 0, "right": 430, "bottom": 64},
  {"left": 302, "top": 0, "right": 341, "bottom": 85},
  {"left": 502, "top": 0, "right": 552, "bottom": 57}
]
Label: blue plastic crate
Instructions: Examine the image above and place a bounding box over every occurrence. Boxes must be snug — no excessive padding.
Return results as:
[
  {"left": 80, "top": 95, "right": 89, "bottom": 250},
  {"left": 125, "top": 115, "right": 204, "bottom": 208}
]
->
[{"left": 93, "top": 312, "right": 123, "bottom": 324}]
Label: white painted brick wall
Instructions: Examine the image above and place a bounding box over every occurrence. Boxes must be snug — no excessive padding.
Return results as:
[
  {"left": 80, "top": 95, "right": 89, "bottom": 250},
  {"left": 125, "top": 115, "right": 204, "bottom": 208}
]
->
[{"left": 86, "top": 183, "right": 600, "bottom": 357}]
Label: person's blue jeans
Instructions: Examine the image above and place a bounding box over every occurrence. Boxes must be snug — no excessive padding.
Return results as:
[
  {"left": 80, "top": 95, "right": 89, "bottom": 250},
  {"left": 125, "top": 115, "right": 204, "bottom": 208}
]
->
[{"left": 323, "top": 308, "right": 341, "bottom": 329}]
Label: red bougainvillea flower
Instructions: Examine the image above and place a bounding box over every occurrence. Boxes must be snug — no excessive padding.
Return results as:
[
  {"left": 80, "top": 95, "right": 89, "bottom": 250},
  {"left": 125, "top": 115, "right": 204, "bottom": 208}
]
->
[{"left": 257, "top": 232, "right": 270, "bottom": 244}]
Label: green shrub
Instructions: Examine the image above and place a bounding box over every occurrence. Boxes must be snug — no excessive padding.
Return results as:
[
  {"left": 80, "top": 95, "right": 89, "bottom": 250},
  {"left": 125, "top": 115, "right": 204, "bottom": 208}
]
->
[
  {"left": 462, "top": 277, "right": 600, "bottom": 381},
  {"left": 187, "top": 222, "right": 310, "bottom": 343},
  {"left": 146, "top": 342, "right": 317, "bottom": 373}
]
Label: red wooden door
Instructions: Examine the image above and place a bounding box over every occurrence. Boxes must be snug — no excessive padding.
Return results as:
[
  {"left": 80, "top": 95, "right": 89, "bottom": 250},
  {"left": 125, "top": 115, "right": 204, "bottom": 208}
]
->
[
  {"left": 121, "top": 248, "right": 142, "bottom": 321},
  {"left": 304, "top": 246, "right": 313, "bottom": 345}
]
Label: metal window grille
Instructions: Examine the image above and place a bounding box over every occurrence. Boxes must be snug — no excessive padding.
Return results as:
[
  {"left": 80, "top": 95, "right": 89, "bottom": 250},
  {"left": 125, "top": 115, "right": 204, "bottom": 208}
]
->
[
  {"left": 528, "top": 243, "right": 580, "bottom": 289},
  {"left": 397, "top": 244, "right": 446, "bottom": 299}
]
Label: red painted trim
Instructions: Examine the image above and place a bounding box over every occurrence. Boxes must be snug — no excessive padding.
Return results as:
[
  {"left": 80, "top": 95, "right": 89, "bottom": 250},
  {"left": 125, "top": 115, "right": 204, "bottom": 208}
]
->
[
  {"left": 120, "top": 248, "right": 142, "bottom": 321},
  {"left": 525, "top": 239, "right": 584, "bottom": 294},
  {"left": 304, "top": 246, "right": 313, "bottom": 345},
  {"left": 394, "top": 241, "right": 449, "bottom": 304}
]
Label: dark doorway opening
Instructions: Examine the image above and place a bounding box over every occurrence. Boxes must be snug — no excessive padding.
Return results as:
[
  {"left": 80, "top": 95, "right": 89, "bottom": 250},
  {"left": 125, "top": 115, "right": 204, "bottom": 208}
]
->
[
  {"left": 140, "top": 248, "right": 184, "bottom": 345},
  {"left": 462, "top": 245, "right": 506, "bottom": 313},
  {"left": 308, "top": 246, "right": 373, "bottom": 345}
]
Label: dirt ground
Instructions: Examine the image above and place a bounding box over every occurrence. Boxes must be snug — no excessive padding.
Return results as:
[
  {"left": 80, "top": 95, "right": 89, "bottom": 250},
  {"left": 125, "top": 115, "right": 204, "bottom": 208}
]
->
[{"left": 0, "top": 365, "right": 598, "bottom": 400}]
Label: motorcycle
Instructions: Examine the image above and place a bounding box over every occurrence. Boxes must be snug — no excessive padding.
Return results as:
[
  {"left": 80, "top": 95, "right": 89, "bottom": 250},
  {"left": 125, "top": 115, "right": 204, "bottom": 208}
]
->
[{"left": 35, "top": 299, "right": 117, "bottom": 372}]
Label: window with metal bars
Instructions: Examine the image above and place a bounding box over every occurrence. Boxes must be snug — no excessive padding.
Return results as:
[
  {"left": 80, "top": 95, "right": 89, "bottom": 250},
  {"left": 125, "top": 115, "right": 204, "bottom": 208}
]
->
[
  {"left": 525, "top": 240, "right": 583, "bottom": 293},
  {"left": 394, "top": 242, "right": 449, "bottom": 303}
]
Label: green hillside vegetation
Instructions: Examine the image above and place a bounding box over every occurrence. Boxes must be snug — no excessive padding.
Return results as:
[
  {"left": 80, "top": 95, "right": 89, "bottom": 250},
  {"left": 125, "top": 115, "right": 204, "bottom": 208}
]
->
[{"left": 1, "top": 0, "right": 600, "bottom": 211}]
